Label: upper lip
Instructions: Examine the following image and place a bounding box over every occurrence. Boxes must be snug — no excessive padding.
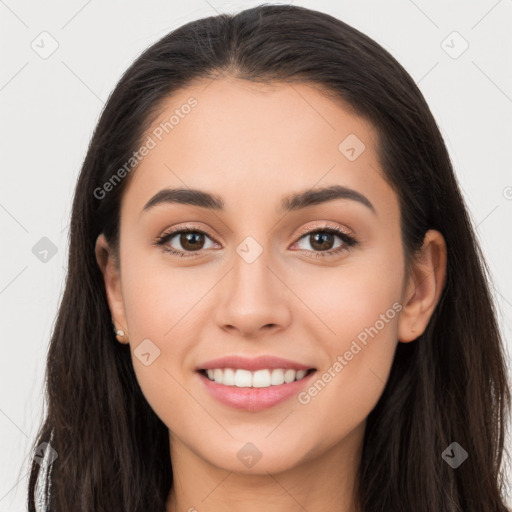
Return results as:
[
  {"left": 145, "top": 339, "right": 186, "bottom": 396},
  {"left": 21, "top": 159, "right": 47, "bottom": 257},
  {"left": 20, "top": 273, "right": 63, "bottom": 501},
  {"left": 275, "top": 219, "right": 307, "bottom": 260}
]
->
[{"left": 197, "top": 355, "right": 316, "bottom": 372}]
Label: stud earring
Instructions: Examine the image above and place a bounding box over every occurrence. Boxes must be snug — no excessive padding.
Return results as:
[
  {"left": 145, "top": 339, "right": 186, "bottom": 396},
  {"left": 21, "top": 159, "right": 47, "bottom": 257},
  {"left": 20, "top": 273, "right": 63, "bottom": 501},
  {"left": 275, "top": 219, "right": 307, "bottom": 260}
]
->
[{"left": 112, "top": 323, "right": 129, "bottom": 344}]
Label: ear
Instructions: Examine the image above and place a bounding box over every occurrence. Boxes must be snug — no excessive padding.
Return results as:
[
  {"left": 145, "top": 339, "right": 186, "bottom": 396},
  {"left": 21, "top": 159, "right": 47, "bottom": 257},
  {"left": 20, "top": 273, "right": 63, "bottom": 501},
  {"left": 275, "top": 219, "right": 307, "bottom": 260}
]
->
[
  {"left": 95, "top": 233, "right": 128, "bottom": 339},
  {"left": 398, "top": 229, "right": 447, "bottom": 343}
]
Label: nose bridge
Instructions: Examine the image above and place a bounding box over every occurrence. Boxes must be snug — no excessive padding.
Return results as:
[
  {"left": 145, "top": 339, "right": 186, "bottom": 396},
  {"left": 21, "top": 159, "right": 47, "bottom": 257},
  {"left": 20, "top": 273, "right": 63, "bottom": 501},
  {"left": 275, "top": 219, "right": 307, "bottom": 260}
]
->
[
  {"left": 231, "top": 236, "right": 281, "bottom": 307},
  {"left": 213, "top": 233, "right": 291, "bottom": 335},
  {"left": 227, "top": 212, "right": 278, "bottom": 292}
]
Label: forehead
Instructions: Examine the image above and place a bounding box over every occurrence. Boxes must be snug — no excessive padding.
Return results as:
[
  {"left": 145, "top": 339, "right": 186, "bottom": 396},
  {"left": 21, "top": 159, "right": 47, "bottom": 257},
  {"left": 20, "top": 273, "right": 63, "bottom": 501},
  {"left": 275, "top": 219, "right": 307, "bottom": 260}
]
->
[{"left": 122, "top": 77, "right": 396, "bottom": 221}]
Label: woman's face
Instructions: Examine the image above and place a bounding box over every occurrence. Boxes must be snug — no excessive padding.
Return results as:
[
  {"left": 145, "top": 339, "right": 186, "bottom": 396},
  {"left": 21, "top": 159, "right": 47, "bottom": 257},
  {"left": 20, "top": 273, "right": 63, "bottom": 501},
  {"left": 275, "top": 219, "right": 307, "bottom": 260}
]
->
[{"left": 96, "top": 77, "right": 444, "bottom": 476}]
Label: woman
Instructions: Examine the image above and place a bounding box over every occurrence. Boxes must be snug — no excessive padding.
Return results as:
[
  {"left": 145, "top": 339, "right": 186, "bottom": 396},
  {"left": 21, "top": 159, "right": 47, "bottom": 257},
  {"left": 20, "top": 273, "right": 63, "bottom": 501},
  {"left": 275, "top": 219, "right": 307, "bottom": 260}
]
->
[{"left": 28, "top": 4, "right": 511, "bottom": 511}]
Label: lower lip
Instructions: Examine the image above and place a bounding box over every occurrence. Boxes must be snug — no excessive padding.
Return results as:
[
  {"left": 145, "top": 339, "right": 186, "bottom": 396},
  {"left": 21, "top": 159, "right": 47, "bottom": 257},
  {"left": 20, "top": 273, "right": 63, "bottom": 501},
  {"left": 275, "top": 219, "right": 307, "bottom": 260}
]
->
[{"left": 197, "top": 370, "right": 317, "bottom": 411}]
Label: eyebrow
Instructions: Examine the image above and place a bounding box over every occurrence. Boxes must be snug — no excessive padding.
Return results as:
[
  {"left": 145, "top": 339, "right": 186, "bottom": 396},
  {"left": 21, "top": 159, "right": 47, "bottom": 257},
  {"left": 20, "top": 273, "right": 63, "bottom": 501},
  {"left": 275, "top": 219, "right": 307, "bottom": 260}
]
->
[{"left": 141, "top": 185, "right": 376, "bottom": 216}]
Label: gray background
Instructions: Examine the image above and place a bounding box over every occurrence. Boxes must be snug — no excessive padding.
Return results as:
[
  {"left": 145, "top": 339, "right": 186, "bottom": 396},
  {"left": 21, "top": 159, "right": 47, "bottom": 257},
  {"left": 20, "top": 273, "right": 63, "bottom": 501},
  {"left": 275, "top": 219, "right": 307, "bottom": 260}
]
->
[{"left": 1, "top": 0, "right": 511, "bottom": 509}]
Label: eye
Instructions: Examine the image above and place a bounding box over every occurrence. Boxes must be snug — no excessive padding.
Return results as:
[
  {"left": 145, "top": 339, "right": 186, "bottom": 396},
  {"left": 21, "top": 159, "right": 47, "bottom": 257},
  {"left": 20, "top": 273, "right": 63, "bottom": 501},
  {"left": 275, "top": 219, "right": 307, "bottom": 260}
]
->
[
  {"left": 154, "top": 224, "right": 219, "bottom": 258},
  {"left": 290, "top": 225, "right": 359, "bottom": 258},
  {"left": 154, "top": 224, "right": 359, "bottom": 259}
]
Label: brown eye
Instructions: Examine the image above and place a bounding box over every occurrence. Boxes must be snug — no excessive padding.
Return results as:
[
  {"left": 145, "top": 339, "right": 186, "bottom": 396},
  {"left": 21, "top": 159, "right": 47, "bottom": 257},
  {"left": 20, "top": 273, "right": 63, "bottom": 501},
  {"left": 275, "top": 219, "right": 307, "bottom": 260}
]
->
[
  {"left": 179, "top": 232, "right": 206, "bottom": 251},
  {"left": 155, "top": 227, "right": 218, "bottom": 257},
  {"left": 291, "top": 226, "right": 358, "bottom": 258},
  {"left": 155, "top": 225, "right": 358, "bottom": 259},
  {"left": 307, "top": 232, "right": 336, "bottom": 251}
]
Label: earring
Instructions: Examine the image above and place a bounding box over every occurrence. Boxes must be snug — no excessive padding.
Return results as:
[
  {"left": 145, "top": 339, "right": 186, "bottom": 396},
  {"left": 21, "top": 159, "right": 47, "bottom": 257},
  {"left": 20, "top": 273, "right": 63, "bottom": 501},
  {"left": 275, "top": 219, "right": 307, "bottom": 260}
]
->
[{"left": 112, "top": 323, "right": 129, "bottom": 344}]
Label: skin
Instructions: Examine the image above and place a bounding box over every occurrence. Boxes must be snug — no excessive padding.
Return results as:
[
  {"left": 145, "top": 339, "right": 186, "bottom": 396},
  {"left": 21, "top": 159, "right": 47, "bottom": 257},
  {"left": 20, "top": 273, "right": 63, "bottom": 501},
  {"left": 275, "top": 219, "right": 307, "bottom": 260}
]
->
[{"left": 95, "top": 76, "right": 447, "bottom": 512}]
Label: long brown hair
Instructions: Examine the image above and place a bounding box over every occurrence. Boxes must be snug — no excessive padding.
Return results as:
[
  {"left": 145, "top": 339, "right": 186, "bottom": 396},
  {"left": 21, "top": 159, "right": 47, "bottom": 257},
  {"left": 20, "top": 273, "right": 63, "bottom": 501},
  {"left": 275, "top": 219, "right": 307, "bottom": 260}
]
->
[{"left": 27, "top": 4, "right": 511, "bottom": 511}]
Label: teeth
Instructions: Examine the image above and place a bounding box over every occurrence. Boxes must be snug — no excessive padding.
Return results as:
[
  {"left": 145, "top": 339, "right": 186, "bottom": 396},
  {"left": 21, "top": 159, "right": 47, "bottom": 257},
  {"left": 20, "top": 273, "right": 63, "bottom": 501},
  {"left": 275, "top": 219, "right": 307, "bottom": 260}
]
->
[
  {"left": 223, "top": 368, "right": 236, "bottom": 386},
  {"left": 296, "top": 369, "right": 307, "bottom": 380},
  {"left": 203, "top": 368, "right": 310, "bottom": 387},
  {"left": 235, "top": 369, "right": 252, "bottom": 387}
]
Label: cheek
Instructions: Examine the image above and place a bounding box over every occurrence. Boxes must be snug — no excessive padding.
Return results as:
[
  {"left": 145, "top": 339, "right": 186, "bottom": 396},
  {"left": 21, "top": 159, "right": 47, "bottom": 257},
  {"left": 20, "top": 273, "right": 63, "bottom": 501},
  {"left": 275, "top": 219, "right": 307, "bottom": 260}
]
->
[
  {"left": 121, "top": 247, "right": 207, "bottom": 338},
  {"left": 299, "top": 247, "right": 403, "bottom": 351},
  {"left": 295, "top": 253, "right": 403, "bottom": 423},
  {"left": 119, "top": 255, "right": 216, "bottom": 424}
]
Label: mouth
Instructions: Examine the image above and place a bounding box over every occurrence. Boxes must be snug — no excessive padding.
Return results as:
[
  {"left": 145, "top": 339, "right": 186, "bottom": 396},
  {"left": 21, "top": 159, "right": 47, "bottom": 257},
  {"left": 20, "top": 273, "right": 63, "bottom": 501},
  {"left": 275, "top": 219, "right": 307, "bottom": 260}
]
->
[
  {"left": 197, "top": 367, "right": 317, "bottom": 388},
  {"left": 196, "top": 367, "right": 318, "bottom": 411}
]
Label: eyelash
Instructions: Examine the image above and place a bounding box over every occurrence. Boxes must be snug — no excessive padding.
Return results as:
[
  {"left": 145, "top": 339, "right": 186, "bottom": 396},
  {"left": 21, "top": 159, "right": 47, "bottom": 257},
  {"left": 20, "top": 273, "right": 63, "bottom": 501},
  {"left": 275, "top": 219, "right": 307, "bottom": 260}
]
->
[{"left": 153, "top": 224, "right": 359, "bottom": 259}]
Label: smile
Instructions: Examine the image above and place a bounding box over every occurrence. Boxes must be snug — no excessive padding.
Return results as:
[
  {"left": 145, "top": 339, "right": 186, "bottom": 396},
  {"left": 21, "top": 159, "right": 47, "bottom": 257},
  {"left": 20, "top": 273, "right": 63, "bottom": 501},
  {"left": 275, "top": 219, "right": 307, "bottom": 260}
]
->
[
  {"left": 200, "top": 367, "right": 315, "bottom": 388},
  {"left": 196, "top": 367, "right": 317, "bottom": 412}
]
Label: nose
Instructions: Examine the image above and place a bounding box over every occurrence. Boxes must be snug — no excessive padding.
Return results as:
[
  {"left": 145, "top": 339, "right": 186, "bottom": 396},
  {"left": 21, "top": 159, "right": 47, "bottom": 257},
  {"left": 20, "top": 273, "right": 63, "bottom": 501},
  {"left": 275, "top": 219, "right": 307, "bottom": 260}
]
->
[{"left": 213, "top": 249, "right": 292, "bottom": 338}]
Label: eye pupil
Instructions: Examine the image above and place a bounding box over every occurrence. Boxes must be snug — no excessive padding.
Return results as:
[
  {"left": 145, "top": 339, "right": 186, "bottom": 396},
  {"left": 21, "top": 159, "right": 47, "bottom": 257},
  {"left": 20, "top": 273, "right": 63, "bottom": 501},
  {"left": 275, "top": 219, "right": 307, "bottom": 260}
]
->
[
  {"left": 310, "top": 232, "right": 334, "bottom": 251},
  {"left": 181, "top": 232, "right": 204, "bottom": 250}
]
